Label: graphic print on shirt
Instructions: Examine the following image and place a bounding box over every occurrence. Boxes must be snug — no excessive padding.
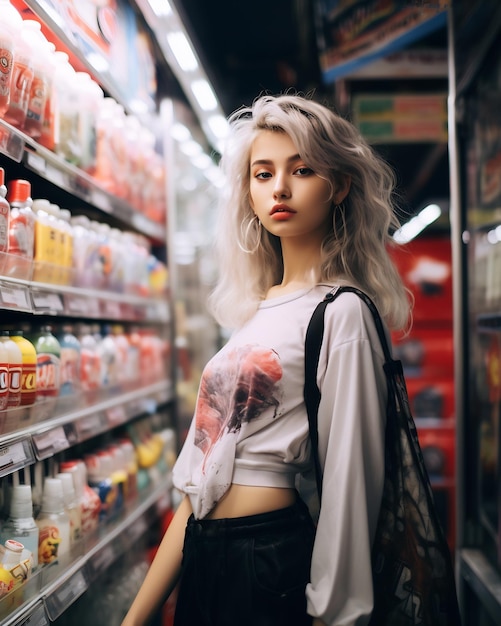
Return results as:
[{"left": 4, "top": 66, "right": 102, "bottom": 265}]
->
[{"left": 194, "top": 344, "right": 283, "bottom": 473}]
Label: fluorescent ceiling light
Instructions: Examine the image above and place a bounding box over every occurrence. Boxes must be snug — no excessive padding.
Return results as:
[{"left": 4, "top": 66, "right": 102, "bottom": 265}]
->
[
  {"left": 170, "top": 122, "right": 191, "bottom": 142},
  {"left": 147, "top": 0, "right": 172, "bottom": 16},
  {"left": 191, "top": 79, "right": 218, "bottom": 111},
  {"left": 167, "top": 31, "right": 198, "bottom": 71},
  {"left": 191, "top": 153, "right": 213, "bottom": 170},
  {"left": 393, "top": 203, "right": 441, "bottom": 244},
  {"left": 207, "top": 114, "right": 229, "bottom": 139},
  {"left": 180, "top": 140, "right": 203, "bottom": 157}
]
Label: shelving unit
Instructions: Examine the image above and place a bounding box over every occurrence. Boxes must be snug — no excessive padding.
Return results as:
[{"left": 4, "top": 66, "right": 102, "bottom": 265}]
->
[{"left": 0, "top": 2, "right": 191, "bottom": 624}]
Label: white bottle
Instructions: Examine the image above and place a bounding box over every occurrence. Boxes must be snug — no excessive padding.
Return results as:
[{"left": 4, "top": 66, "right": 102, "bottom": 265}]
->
[
  {"left": 56, "top": 472, "right": 81, "bottom": 545},
  {"left": 36, "top": 478, "right": 70, "bottom": 566},
  {"left": 0, "top": 484, "right": 39, "bottom": 569}
]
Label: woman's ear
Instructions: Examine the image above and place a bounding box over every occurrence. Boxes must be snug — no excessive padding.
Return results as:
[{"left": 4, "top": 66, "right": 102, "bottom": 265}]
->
[{"left": 334, "top": 174, "right": 351, "bottom": 205}]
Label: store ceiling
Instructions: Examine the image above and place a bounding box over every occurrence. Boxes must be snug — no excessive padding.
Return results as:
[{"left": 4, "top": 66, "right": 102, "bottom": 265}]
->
[{"left": 172, "top": 0, "right": 450, "bottom": 223}]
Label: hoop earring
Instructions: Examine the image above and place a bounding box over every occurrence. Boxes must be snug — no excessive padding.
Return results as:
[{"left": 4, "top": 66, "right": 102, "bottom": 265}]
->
[{"left": 237, "top": 215, "right": 262, "bottom": 254}]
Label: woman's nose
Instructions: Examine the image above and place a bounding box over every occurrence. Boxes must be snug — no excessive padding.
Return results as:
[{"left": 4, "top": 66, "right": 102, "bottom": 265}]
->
[{"left": 273, "top": 174, "right": 290, "bottom": 199}]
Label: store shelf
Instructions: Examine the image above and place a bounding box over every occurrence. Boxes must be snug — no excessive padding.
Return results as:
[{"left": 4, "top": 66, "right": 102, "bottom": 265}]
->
[
  {"left": 0, "top": 274, "right": 169, "bottom": 322},
  {"left": 0, "top": 476, "right": 172, "bottom": 626},
  {"left": 0, "top": 380, "right": 173, "bottom": 476},
  {"left": 0, "top": 119, "right": 164, "bottom": 242}
]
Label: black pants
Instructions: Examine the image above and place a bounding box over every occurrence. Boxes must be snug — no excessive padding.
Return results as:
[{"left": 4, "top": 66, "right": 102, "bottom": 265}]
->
[{"left": 173, "top": 498, "right": 315, "bottom": 626}]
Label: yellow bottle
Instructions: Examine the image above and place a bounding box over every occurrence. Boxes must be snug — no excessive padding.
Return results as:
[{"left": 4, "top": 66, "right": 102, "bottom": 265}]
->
[
  {"left": 10, "top": 330, "right": 37, "bottom": 406},
  {"left": 32, "top": 199, "right": 54, "bottom": 283}
]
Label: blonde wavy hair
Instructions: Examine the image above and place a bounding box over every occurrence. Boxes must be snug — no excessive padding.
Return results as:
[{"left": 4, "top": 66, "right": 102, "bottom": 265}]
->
[{"left": 208, "top": 93, "right": 411, "bottom": 331}]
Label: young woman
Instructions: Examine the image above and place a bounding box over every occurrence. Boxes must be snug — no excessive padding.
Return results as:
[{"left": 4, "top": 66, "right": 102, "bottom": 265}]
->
[{"left": 122, "top": 94, "right": 410, "bottom": 626}]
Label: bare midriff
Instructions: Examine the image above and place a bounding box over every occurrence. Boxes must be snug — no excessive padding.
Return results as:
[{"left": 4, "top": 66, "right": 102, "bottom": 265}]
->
[{"left": 206, "top": 484, "right": 297, "bottom": 519}]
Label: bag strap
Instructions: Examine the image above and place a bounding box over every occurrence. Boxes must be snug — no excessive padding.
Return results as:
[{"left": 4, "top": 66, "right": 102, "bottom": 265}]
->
[{"left": 304, "top": 286, "right": 391, "bottom": 499}]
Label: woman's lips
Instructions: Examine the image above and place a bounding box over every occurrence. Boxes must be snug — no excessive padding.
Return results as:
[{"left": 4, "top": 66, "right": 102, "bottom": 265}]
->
[{"left": 270, "top": 204, "right": 296, "bottom": 219}]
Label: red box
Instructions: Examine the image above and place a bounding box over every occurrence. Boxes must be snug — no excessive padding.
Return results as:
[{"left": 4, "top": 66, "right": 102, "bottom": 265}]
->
[
  {"left": 392, "top": 327, "right": 454, "bottom": 379},
  {"left": 406, "top": 377, "right": 455, "bottom": 419},
  {"left": 390, "top": 236, "right": 453, "bottom": 323}
]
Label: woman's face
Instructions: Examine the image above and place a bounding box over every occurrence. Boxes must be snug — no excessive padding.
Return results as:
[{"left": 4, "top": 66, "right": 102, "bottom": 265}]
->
[{"left": 249, "top": 130, "right": 335, "bottom": 244}]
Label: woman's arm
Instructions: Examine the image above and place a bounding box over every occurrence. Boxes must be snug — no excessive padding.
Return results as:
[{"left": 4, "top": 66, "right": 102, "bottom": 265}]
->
[{"left": 121, "top": 495, "right": 193, "bottom": 626}]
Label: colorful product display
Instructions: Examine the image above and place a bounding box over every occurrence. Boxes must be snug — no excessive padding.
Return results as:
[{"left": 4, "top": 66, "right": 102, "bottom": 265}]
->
[{"left": 0, "top": 2, "right": 166, "bottom": 222}]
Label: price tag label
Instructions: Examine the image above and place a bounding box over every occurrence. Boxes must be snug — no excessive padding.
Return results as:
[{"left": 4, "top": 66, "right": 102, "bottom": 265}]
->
[
  {"left": 44, "top": 570, "right": 88, "bottom": 621},
  {"left": 26, "top": 151, "right": 46, "bottom": 174},
  {"left": 76, "top": 413, "right": 106, "bottom": 440},
  {"left": 100, "top": 298, "right": 122, "bottom": 319},
  {"left": 106, "top": 405, "right": 127, "bottom": 427},
  {"left": 31, "top": 291, "right": 64, "bottom": 313},
  {"left": 87, "top": 543, "right": 116, "bottom": 581},
  {"left": 45, "top": 163, "right": 67, "bottom": 190},
  {"left": 0, "top": 441, "right": 29, "bottom": 475},
  {"left": 32, "top": 427, "right": 69, "bottom": 459},
  {"left": 18, "top": 602, "right": 49, "bottom": 626},
  {"left": 90, "top": 188, "right": 113, "bottom": 213},
  {"left": 0, "top": 284, "right": 31, "bottom": 310},
  {"left": 64, "top": 294, "right": 100, "bottom": 317}
]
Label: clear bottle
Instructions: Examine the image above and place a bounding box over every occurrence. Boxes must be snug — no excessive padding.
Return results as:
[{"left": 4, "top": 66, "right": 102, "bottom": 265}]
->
[
  {"left": 53, "top": 52, "right": 80, "bottom": 164},
  {"left": 22, "top": 20, "right": 50, "bottom": 139},
  {"left": 55, "top": 472, "right": 81, "bottom": 545},
  {"left": 3, "top": 21, "right": 35, "bottom": 129},
  {"left": 0, "top": 484, "right": 39, "bottom": 569},
  {"left": 0, "top": 0, "right": 23, "bottom": 118},
  {"left": 36, "top": 477, "right": 70, "bottom": 565}
]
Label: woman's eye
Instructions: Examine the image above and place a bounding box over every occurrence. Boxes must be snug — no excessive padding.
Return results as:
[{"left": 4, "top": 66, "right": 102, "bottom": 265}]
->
[
  {"left": 295, "top": 167, "right": 313, "bottom": 176},
  {"left": 255, "top": 171, "right": 272, "bottom": 179}
]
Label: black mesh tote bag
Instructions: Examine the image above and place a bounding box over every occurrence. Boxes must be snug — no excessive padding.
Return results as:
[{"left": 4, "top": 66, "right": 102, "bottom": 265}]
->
[{"left": 304, "top": 286, "right": 461, "bottom": 626}]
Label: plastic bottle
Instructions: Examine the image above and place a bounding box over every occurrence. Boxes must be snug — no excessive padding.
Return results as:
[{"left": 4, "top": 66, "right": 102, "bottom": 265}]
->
[
  {"left": 46, "top": 203, "right": 64, "bottom": 284},
  {"left": 32, "top": 326, "right": 61, "bottom": 399},
  {"left": 22, "top": 20, "right": 50, "bottom": 139},
  {"left": 77, "top": 324, "right": 101, "bottom": 398},
  {"left": 118, "top": 438, "right": 138, "bottom": 501},
  {"left": 57, "top": 324, "right": 80, "bottom": 397},
  {"left": 0, "top": 168, "right": 10, "bottom": 258},
  {"left": 69, "top": 215, "right": 92, "bottom": 288},
  {"left": 0, "top": 1, "right": 23, "bottom": 118},
  {"left": 38, "top": 42, "right": 58, "bottom": 151},
  {"left": 58, "top": 208, "right": 73, "bottom": 285},
  {"left": 0, "top": 338, "right": 9, "bottom": 411},
  {"left": 6, "top": 179, "right": 35, "bottom": 280},
  {"left": 0, "top": 331, "right": 22, "bottom": 408},
  {"left": 55, "top": 472, "right": 81, "bottom": 546},
  {"left": 9, "top": 330, "right": 37, "bottom": 406},
  {"left": 75, "top": 72, "right": 103, "bottom": 173},
  {"left": 58, "top": 460, "right": 100, "bottom": 534},
  {"left": 4, "top": 21, "right": 35, "bottom": 129},
  {"left": 85, "top": 451, "right": 120, "bottom": 522},
  {"left": 32, "top": 198, "right": 54, "bottom": 283},
  {"left": 0, "top": 484, "right": 39, "bottom": 569},
  {"left": 96, "top": 324, "right": 118, "bottom": 391},
  {"left": 53, "top": 52, "right": 80, "bottom": 164},
  {"left": 36, "top": 477, "right": 70, "bottom": 565}
]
